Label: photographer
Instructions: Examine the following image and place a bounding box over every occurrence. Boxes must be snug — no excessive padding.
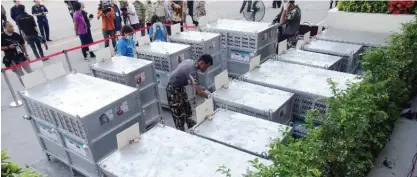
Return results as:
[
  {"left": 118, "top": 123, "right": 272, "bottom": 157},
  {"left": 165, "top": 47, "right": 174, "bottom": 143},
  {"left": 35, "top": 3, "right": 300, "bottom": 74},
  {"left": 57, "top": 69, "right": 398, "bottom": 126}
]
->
[
  {"left": 149, "top": 15, "right": 167, "bottom": 42},
  {"left": 121, "top": 1, "right": 140, "bottom": 34},
  {"left": 97, "top": 1, "right": 117, "bottom": 48},
  {"left": 1, "top": 21, "right": 33, "bottom": 87}
]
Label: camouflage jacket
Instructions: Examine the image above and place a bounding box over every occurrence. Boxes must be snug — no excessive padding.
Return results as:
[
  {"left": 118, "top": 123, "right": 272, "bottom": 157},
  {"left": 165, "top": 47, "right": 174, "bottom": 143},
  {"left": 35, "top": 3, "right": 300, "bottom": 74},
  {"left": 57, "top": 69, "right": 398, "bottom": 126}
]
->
[{"left": 133, "top": 0, "right": 146, "bottom": 21}]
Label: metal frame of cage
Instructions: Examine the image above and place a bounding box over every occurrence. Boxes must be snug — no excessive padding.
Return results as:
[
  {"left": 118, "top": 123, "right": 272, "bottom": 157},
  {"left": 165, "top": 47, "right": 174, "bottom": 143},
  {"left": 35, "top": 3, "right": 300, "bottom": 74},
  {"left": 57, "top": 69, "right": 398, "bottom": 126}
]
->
[{"left": 18, "top": 73, "right": 145, "bottom": 177}]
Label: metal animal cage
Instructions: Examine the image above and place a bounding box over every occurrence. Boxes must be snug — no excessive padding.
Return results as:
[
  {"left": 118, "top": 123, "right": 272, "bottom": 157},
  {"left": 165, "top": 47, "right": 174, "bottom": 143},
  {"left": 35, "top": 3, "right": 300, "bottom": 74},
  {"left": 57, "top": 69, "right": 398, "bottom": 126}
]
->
[
  {"left": 315, "top": 28, "right": 390, "bottom": 47},
  {"left": 19, "top": 73, "right": 145, "bottom": 177},
  {"left": 191, "top": 108, "right": 292, "bottom": 159},
  {"left": 212, "top": 80, "right": 294, "bottom": 124},
  {"left": 301, "top": 40, "right": 364, "bottom": 74},
  {"left": 136, "top": 42, "right": 192, "bottom": 73},
  {"left": 99, "top": 125, "right": 272, "bottom": 177},
  {"left": 241, "top": 60, "right": 361, "bottom": 135},
  {"left": 276, "top": 49, "right": 343, "bottom": 71},
  {"left": 90, "top": 56, "right": 162, "bottom": 127}
]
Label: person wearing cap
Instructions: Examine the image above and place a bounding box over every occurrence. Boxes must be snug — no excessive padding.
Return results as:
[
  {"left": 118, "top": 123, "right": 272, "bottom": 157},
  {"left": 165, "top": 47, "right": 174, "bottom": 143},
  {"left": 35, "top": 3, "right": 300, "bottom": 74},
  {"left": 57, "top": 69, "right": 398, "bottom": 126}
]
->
[
  {"left": 272, "top": 0, "right": 301, "bottom": 43},
  {"left": 166, "top": 55, "right": 212, "bottom": 131},
  {"left": 32, "top": 0, "right": 52, "bottom": 41}
]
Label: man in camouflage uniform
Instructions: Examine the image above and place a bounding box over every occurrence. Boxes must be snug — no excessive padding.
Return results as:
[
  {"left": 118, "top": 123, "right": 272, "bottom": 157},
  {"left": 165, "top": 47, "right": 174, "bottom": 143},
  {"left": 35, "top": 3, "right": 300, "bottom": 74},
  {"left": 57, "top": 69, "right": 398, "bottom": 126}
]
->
[
  {"left": 272, "top": 0, "right": 301, "bottom": 43},
  {"left": 133, "top": 0, "right": 146, "bottom": 36},
  {"left": 166, "top": 55, "right": 213, "bottom": 131}
]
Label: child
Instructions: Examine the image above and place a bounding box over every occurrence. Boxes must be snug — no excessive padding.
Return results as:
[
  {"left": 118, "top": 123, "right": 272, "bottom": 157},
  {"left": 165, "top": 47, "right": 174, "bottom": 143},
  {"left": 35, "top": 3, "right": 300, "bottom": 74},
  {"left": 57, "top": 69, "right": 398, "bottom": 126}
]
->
[{"left": 116, "top": 25, "right": 135, "bottom": 57}]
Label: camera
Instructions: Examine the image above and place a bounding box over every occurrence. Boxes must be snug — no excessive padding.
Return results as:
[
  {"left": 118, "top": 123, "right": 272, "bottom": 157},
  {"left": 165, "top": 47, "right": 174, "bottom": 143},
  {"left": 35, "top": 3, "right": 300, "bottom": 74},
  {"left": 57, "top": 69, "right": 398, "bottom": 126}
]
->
[
  {"left": 98, "top": 2, "right": 112, "bottom": 14},
  {"left": 120, "top": 6, "right": 128, "bottom": 15}
]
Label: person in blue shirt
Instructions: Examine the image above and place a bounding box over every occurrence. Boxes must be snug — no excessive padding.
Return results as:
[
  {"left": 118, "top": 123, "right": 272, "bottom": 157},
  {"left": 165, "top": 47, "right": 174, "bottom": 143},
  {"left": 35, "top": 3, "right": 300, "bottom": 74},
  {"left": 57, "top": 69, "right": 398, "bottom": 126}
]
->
[
  {"left": 149, "top": 15, "right": 168, "bottom": 42},
  {"left": 32, "top": 0, "right": 51, "bottom": 41},
  {"left": 116, "top": 25, "right": 135, "bottom": 57}
]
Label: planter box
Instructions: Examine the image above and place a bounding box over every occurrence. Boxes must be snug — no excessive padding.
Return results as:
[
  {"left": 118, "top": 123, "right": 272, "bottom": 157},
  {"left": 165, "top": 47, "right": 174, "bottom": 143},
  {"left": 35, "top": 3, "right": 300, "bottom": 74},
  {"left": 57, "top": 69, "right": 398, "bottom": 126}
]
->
[{"left": 325, "top": 8, "right": 415, "bottom": 33}]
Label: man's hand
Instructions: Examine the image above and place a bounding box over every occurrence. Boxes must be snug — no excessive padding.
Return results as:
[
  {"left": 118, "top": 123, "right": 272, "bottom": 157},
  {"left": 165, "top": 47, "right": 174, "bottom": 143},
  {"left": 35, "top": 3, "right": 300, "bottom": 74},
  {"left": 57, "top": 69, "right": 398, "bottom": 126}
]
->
[
  {"left": 195, "top": 85, "right": 209, "bottom": 99},
  {"left": 8, "top": 44, "right": 16, "bottom": 49}
]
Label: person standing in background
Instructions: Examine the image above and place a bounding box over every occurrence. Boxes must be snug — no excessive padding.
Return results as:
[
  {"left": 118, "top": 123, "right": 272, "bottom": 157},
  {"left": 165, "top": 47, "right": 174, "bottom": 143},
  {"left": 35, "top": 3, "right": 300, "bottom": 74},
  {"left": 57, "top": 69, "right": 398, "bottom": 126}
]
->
[
  {"left": 73, "top": 2, "right": 95, "bottom": 60},
  {"left": 2, "top": 5, "right": 7, "bottom": 32},
  {"left": 64, "top": 0, "right": 78, "bottom": 18},
  {"left": 272, "top": 0, "right": 282, "bottom": 9},
  {"left": 188, "top": 0, "right": 206, "bottom": 27},
  {"left": 171, "top": 0, "right": 187, "bottom": 32},
  {"left": 164, "top": 0, "right": 173, "bottom": 35},
  {"left": 1, "top": 21, "right": 33, "bottom": 87},
  {"left": 111, "top": 0, "right": 122, "bottom": 33},
  {"left": 132, "top": 0, "right": 146, "bottom": 36},
  {"left": 116, "top": 25, "right": 135, "bottom": 57},
  {"left": 17, "top": 5, "right": 45, "bottom": 60},
  {"left": 97, "top": 2, "right": 117, "bottom": 48},
  {"left": 10, "top": 1, "right": 22, "bottom": 23},
  {"left": 330, "top": 0, "right": 338, "bottom": 9},
  {"left": 145, "top": 0, "right": 166, "bottom": 34},
  {"left": 32, "top": 0, "right": 52, "bottom": 41}
]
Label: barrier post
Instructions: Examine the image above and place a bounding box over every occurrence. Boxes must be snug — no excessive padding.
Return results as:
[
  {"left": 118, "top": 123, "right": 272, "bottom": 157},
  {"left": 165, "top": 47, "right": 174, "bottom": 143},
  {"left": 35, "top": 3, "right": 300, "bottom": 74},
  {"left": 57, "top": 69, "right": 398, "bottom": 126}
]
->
[
  {"left": 1, "top": 69, "right": 23, "bottom": 108},
  {"left": 63, "top": 50, "right": 73, "bottom": 72}
]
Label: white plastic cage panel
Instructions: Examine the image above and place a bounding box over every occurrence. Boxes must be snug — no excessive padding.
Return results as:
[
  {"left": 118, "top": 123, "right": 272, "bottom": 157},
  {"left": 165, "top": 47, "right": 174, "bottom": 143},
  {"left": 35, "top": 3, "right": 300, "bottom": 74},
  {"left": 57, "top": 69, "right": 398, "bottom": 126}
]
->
[
  {"left": 276, "top": 49, "right": 343, "bottom": 71},
  {"left": 302, "top": 40, "right": 364, "bottom": 73},
  {"left": 202, "top": 19, "right": 278, "bottom": 52},
  {"left": 191, "top": 108, "right": 292, "bottom": 158},
  {"left": 169, "top": 31, "right": 222, "bottom": 59},
  {"left": 198, "top": 65, "right": 223, "bottom": 91},
  {"left": 213, "top": 80, "right": 294, "bottom": 124},
  {"left": 99, "top": 125, "right": 272, "bottom": 177},
  {"left": 136, "top": 42, "right": 191, "bottom": 73},
  {"left": 19, "top": 73, "right": 145, "bottom": 142},
  {"left": 315, "top": 28, "right": 390, "bottom": 47}
]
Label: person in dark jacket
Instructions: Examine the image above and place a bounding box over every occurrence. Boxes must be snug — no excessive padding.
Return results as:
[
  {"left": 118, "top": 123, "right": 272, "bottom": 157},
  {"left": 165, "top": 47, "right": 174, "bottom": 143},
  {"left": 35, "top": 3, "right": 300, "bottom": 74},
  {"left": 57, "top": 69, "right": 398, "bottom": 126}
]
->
[
  {"left": 1, "top": 5, "right": 7, "bottom": 32},
  {"left": 32, "top": 0, "right": 52, "bottom": 41},
  {"left": 111, "top": 0, "right": 122, "bottom": 33},
  {"left": 17, "top": 4, "right": 45, "bottom": 60},
  {"left": 10, "top": 0, "right": 22, "bottom": 23}
]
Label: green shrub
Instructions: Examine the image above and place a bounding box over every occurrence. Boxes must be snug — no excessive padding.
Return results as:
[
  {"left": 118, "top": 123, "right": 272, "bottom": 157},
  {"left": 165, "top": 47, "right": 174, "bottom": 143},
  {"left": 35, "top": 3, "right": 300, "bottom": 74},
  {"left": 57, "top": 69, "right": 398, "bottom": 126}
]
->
[
  {"left": 1, "top": 150, "right": 40, "bottom": 177},
  {"left": 338, "top": 0, "right": 389, "bottom": 14},
  {"left": 234, "top": 15, "right": 417, "bottom": 177}
]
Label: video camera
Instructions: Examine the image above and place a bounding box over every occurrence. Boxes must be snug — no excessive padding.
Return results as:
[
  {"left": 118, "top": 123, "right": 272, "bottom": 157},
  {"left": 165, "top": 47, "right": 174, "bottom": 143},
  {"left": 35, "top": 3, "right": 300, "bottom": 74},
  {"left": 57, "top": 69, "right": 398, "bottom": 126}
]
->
[
  {"left": 98, "top": 2, "right": 112, "bottom": 14},
  {"left": 120, "top": 6, "right": 128, "bottom": 16}
]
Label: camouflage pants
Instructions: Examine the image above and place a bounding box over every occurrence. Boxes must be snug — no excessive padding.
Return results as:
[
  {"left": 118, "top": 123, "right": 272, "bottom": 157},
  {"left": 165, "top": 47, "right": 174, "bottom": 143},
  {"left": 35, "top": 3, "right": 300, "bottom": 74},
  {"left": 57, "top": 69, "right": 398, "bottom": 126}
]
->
[{"left": 166, "top": 84, "right": 196, "bottom": 131}]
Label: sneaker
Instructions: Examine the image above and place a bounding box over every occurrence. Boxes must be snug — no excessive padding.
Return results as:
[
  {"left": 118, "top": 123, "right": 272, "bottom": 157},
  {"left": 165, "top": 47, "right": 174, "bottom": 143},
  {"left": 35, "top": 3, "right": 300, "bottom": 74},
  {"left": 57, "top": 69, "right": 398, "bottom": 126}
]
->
[
  {"left": 47, "top": 39, "right": 52, "bottom": 42},
  {"left": 89, "top": 52, "right": 96, "bottom": 58}
]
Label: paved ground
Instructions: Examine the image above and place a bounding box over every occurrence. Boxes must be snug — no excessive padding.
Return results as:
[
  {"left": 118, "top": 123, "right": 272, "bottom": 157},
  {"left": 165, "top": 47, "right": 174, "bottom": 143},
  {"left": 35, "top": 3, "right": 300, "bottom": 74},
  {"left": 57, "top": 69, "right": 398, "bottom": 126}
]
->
[{"left": 4, "top": 1, "right": 415, "bottom": 177}]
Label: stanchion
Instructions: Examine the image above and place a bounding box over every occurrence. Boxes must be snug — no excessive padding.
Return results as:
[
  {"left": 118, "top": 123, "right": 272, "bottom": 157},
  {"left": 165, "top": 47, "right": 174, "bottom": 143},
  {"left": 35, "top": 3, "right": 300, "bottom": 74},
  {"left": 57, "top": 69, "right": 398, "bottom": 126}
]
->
[
  {"left": 1, "top": 69, "right": 23, "bottom": 108},
  {"left": 63, "top": 50, "right": 73, "bottom": 72}
]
